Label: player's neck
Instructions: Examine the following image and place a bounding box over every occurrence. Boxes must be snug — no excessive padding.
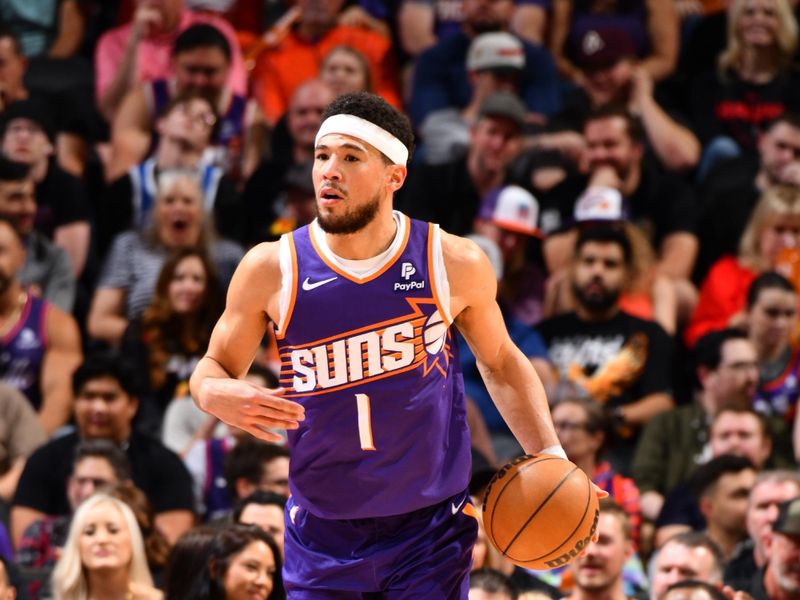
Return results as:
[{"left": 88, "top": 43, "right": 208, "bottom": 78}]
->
[
  {"left": 323, "top": 208, "right": 398, "bottom": 261},
  {"left": 0, "top": 283, "right": 23, "bottom": 316}
]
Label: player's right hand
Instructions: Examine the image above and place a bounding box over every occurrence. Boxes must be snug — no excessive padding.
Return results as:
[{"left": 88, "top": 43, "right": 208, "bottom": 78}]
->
[{"left": 197, "top": 378, "right": 305, "bottom": 443}]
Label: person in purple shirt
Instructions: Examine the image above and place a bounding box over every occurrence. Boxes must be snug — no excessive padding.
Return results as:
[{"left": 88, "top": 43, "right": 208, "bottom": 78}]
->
[{"left": 190, "top": 92, "right": 591, "bottom": 597}]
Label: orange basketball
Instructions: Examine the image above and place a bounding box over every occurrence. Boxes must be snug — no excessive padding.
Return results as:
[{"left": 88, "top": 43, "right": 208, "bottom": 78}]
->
[{"left": 481, "top": 454, "right": 600, "bottom": 570}]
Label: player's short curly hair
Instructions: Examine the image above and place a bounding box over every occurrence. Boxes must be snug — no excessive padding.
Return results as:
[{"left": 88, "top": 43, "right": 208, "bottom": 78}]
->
[{"left": 321, "top": 92, "right": 415, "bottom": 164}]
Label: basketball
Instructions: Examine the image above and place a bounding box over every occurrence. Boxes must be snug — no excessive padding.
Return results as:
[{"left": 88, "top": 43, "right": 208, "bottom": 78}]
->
[
  {"left": 481, "top": 454, "right": 600, "bottom": 570},
  {"left": 423, "top": 310, "right": 448, "bottom": 355}
]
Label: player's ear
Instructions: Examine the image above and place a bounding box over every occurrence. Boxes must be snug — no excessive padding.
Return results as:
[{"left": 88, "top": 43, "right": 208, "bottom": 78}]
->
[{"left": 386, "top": 164, "right": 407, "bottom": 192}]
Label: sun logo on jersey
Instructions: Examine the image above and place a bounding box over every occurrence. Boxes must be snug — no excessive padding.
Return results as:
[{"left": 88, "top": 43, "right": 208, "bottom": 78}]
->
[{"left": 279, "top": 298, "right": 452, "bottom": 396}]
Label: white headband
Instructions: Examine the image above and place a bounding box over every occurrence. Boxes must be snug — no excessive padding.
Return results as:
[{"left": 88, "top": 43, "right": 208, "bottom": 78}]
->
[{"left": 315, "top": 114, "right": 409, "bottom": 165}]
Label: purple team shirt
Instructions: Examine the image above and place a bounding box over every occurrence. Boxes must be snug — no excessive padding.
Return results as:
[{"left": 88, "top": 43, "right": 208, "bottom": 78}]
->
[{"left": 276, "top": 216, "right": 471, "bottom": 520}]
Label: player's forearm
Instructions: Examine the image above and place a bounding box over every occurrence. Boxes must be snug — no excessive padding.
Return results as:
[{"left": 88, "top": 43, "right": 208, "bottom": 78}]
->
[
  {"left": 189, "top": 355, "right": 235, "bottom": 410},
  {"left": 479, "top": 345, "right": 559, "bottom": 455}
]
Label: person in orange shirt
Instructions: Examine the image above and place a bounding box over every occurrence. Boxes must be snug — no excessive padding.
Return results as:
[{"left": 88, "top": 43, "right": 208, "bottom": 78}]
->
[{"left": 250, "top": 0, "right": 401, "bottom": 125}]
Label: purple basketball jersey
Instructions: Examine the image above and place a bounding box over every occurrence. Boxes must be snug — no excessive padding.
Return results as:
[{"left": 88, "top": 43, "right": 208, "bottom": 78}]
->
[
  {"left": 276, "top": 214, "right": 471, "bottom": 519},
  {"left": 0, "top": 293, "right": 47, "bottom": 409}
]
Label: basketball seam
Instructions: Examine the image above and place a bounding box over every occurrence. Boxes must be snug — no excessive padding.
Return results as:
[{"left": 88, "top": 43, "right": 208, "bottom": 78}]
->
[
  {"left": 499, "top": 462, "right": 577, "bottom": 555},
  {"left": 485, "top": 455, "right": 555, "bottom": 554},
  {"left": 523, "top": 468, "right": 593, "bottom": 563}
]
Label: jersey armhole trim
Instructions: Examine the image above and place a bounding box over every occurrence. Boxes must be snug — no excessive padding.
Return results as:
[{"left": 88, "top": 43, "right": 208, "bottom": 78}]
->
[
  {"left": 275, "top": 233, "right": 298, "bottom": 340},
  {"left": 427, "top": 223, "right": 453, "bottom": 326}
]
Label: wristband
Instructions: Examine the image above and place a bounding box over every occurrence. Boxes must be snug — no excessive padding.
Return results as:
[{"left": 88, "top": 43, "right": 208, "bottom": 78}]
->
[{"left": 540, "top": 444, "right": 568, "bottom": 460}]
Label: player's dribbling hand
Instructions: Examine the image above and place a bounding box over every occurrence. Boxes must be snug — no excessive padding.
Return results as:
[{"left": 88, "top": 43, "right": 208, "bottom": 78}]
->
[
  {"left": 197, "top": 378, "right": 305, "bottom": 443},
  {"left": 578, "top": 483, "right": 608, "bottom": 556}
]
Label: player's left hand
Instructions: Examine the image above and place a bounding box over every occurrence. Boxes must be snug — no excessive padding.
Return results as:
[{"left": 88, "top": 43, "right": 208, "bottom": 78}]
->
[{"left": 578, "top": 483, "right": 608, "bottom": 555}]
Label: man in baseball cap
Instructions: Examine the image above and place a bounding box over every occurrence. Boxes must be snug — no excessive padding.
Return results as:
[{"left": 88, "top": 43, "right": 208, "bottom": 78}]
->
[{"left": 753, "top": 496, "right": 800, "bottom": 600}]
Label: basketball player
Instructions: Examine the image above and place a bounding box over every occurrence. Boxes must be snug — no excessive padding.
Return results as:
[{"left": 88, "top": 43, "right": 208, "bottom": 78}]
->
[{"left": 190, "top": 92, "right": 574, "bottom": 597}]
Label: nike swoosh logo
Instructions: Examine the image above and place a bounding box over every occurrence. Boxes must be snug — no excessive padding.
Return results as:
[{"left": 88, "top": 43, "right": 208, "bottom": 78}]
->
[
  {"left": 302, "top": 276, "right": 338, "bottom": 291},
  {"left": 451, "top": 498, "right": 465, "bottom": 515}
]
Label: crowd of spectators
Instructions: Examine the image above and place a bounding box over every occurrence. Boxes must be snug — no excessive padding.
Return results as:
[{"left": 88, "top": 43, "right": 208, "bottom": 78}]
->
[{"left": 3, "top": 0, "right": 800, "bottom": 598}]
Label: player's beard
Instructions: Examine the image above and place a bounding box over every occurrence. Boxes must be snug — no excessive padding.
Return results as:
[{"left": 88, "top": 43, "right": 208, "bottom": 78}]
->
[
  {"left": 317, "top": 190, "right": 381, "bottom": 235},
  {"left": 0, "top": 271, "right": 12, "bottom": 296},
  {"left": 572, "top": 278, "right": 621, "bottom": 314}
]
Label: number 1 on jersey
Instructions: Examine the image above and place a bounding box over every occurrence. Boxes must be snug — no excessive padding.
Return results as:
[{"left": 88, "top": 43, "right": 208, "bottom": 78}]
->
[{"left": 356, "top": 393, "right": 376, "bottom": 451}]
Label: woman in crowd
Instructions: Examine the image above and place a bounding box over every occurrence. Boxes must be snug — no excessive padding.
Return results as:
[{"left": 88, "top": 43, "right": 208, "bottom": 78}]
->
[
  {"left": 51, "top": 494, "right": 161, "bottom": 600},
  {"left": 551, "top": 396, "right": 642, "bottom": 547},
  {"left": 686, "top": 185, "right": 800, "bottom": 346},
  {"left": 120, "top": 248, "right": 224, "bottom": 427},
  {"left": 106, "top": 482, "right": 172, "bottom": 587},
  {"left": 688, "top": 0, "right": 800, "bottom": 158},
  {"left": 548, "top": 0, "right": 679, "bottom": 82},
  {"left": 319, "top": 46, "right": 372, "bottom": 98},
  {"left": 186, "top": 524, "right": 284, "bottom": 600},
  {"left": 746, "top": 272, "right": 800, "bottom": 423},
  {"left": 163, "top": 526, "right": 217, "bottom": 600},
  {"left": 87, "top": 168, "right": 244, "bottom": 348}
]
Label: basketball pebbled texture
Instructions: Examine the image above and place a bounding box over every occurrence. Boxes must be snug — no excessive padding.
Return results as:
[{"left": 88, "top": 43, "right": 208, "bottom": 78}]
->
[{"left": 481, "top": 454, "right": 600, "bottom": 570}]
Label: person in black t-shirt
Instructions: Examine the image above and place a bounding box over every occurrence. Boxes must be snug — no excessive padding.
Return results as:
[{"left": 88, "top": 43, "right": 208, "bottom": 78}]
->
[
  {"left": 694, "top": 113, "right": 800, "bottom": 284},
  {"left": 548, "top": 26, "right": 700, "bottom": 175},
  {"left": 241, "top": 79, "right": 335, "bottom": 246},
  {"left": 685, "top": 0, "right": 800, "bottom": 155},
  {"left": 10, "top": 354, "right": 195, "bottom": 548},
  {"left": 396, "top": 92, "right": 525, "bottom": 237},
  {"left": 0, "top": 98, "right": 90, "bottom": 277},
  {"left": 537, "top": 225, "right": 673, "bottom": 474},
  {"left": 543, "top": 105, "right": 698, "bottom": 284}
]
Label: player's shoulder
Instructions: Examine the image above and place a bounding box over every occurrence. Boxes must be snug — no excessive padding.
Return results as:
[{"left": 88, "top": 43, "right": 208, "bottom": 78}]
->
[
  {"left": 439, "top": 229, "right": 490, "bottom": 274},
  {"left": 437, "top": 229, "right": 496, "bottom": 305},
  {"left": 232, "top": 240, "right": 283, "bottom": 290},
  {"left": 240, "top": 239, "right": 282, "bottom": 268}
]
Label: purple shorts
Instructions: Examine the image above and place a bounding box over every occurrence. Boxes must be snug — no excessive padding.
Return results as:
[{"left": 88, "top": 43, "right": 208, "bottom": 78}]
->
[{"left": 283, "top": 489, "right": 478, "bottom": 598}]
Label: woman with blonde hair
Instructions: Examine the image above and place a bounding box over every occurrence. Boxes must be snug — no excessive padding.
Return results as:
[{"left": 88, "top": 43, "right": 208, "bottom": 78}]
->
[
  {"left": 689, "top": 0, "right": 800, "bottom": 162},
  {"left": 686, "top": 184, "right": 800, "bottom": 346},
  {"left": 52, "top": 494, "right": 162, "bottom": 600},
  {"left": 88, "top": 168, "right": 243, "bottom": 348}
]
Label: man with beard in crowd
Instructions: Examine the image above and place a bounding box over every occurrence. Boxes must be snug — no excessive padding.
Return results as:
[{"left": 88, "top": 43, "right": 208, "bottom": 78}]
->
[
  {"left": 566, "top": 499, "right": 635, "bottom": 600},
  {"left": 537, "top": 225, "right": 673, "bottom": 474},
  {"left": 397, "top": 92, "right": 526, "bottom": 237},
  {"left": 750, "top": 496, "right": 800, "bottom": 600},
  {"left": 725, "top": 471, "right": 800, "bottom": 592},
  {"left": 542, "top": 105, "right": 698, "bottom": 311}
]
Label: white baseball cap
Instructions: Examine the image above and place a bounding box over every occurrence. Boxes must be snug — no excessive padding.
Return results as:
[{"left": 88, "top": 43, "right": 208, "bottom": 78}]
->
[
  {"left": 467, "top": 32, "right": 525, "bottom": 72},
  {"left": 481, "top": 185, "right": 540, "bottom": 236},
  {"left": 574, "top": 186, "right": 627, "bottom": 223}
]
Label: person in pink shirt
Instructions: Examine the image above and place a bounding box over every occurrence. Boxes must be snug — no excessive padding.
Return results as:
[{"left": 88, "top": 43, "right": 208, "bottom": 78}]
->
[{"left": 94, "top": 0, "right": 245, "bottom": 123}]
